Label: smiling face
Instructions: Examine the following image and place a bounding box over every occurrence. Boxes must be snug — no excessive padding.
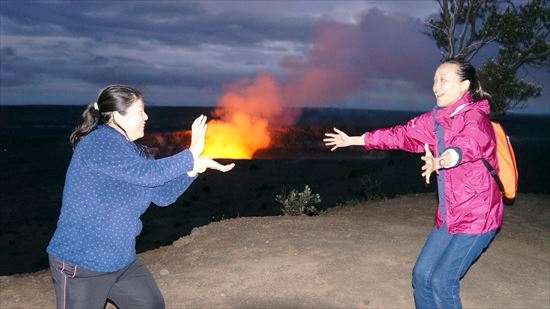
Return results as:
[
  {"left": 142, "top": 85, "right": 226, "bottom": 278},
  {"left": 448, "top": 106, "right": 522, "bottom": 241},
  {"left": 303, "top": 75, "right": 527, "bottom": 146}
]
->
[
  {"left": 114, "top": 99, "right": 148, "bottom": 141},
  {"left": 433, "top": 62, "right": 470, "bottom": 107}
]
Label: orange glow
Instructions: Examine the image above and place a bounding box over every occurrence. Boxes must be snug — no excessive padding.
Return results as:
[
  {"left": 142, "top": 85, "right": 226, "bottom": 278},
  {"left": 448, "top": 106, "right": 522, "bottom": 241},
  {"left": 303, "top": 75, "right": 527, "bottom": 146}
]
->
[
  {"left": 202, "top": 21, "right": 371, "bottom": 159},
  {"left": 203, "top": 73, "right": 284, "bottom": 159},
  {"left": 203, "top": 113, "right": 271, "bottom": 159}
]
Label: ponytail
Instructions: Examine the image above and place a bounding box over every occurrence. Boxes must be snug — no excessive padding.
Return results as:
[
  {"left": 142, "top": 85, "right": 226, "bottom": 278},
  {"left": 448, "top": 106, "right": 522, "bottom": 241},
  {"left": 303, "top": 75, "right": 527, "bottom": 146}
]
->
[
  {"left": 69, "top": 102, "right": 100, "bottom": 149},
  {"left": 444, "top": 58, "right": 491, "bottom": 102},
  {"left": 473, "top": 79, "right": 491, "bottom": 101}
]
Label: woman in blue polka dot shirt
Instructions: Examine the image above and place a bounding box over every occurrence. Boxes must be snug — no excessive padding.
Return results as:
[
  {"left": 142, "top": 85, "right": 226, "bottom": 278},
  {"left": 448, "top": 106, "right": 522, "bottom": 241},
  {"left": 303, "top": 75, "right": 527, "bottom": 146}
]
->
[{"left": 47, "top": 85, "right": 234, "bottom": 309}]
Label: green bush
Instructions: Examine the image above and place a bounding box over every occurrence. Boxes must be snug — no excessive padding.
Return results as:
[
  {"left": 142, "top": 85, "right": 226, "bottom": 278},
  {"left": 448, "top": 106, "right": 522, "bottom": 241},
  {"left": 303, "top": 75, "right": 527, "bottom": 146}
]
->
[
  {"left": 276, "top": 185, "right": 321, "bottom": 216},
  {"left": 359, "top": 175, "right": 386, "bottom": 201}
]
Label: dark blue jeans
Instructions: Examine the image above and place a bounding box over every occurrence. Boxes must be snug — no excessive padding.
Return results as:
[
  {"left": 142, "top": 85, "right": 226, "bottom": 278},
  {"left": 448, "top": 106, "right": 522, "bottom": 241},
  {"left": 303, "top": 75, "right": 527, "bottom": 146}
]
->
[{"left": 412, "top": 224, "right": 496, "bottom": 309}]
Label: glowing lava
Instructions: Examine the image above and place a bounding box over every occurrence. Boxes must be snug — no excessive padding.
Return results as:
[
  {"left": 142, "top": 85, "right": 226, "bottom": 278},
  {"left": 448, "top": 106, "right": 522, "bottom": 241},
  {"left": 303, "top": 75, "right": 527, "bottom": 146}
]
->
[
  {"left": 203, "top": 74, "right": 284, "bottom": 159},
  {"left": 203, "top": 112, "right": 270, "bottom": 159}
]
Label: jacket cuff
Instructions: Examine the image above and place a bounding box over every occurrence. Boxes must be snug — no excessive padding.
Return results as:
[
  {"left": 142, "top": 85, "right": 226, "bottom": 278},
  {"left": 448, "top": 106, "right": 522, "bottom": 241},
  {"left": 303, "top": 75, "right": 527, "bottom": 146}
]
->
[
  {"left": 441, "top": 147, "right": 462, "bottom": 168},
  {"left": 363, "top": 132, "right": 370, "bottom": 149}
]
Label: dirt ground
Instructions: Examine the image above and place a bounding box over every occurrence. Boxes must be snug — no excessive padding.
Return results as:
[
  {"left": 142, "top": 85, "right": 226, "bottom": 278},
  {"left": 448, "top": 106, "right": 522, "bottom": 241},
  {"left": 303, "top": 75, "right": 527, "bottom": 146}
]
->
[{"left": 1, "top": 193, "right": 549, "bottom": 309}]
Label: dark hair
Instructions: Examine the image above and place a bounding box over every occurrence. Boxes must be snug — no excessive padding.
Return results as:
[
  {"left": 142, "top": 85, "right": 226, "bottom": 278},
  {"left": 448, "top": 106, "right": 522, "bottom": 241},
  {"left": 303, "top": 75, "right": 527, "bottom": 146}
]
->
[
  {"left": 444, "top": 58, "right": 491, "bottom": 102},
  {"left": 70, "top": 85, "right": 143, "bottom": 148}
]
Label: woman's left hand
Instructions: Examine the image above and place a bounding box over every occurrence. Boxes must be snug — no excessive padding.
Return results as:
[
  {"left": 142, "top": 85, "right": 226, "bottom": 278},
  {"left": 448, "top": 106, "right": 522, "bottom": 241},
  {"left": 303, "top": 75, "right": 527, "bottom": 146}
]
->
[
  {"left": 421, "top": 143, "right": 438, "bottom": 184},
  {"left": 188, "top": 156, "right": 235, "bottom": 176}
]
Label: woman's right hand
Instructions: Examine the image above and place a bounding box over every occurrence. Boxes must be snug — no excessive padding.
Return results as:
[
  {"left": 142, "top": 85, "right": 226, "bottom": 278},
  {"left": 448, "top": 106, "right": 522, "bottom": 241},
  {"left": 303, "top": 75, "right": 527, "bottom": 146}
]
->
[
  {"left": 189, "top": 115, "right": 207, "bottom": 160},
  {"left": 323, "top": 128, "right": 364, "bottom": 151}
]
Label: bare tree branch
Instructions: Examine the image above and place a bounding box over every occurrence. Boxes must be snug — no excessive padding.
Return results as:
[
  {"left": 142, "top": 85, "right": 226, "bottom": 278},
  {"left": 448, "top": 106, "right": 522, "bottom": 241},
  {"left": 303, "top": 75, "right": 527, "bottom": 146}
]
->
[
  {"left": 465, "top": 38, "right": 497, "bottom": 60},
  {"left": 442, "top": 0, "right": 456, "bottom": 57},
  {"left": 424, "top": 21, "right": 446, "bottom": 33},
  {"left": 457, "top": 0, "right": 473, "bottom": 53},
  {"left": 512, "top": 49, "right": 550, "bottom": 71}
]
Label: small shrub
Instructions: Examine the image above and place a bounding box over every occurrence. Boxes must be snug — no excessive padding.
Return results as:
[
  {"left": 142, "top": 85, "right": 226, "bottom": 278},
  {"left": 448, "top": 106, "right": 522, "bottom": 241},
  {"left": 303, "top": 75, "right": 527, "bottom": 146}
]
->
[
  {"left": 359, "top": 175, "right": 386, "bottom": 201},
  {"left": 276, "top": 185, "right": 321, "bottom": 216}
]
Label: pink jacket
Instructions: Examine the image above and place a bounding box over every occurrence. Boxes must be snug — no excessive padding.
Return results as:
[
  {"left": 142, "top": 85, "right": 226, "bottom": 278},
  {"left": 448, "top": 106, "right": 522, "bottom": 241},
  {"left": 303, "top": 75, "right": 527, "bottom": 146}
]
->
[{"left": 364, "top": 93, "right": 503, "bottom": 234}]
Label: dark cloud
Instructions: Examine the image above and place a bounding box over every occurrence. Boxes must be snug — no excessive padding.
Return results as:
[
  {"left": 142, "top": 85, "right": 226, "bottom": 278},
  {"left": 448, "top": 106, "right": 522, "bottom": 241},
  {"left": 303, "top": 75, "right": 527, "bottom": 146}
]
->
[
  {"left": 0, "top": 1, "right": 312, "bottom": 47},
  {"left": 1, "top": 43, "right": 242, "bottom": 89},
  {"left": 0, "top": 0, "right": 313, "bottom": 104},
  {"left": 71, "top": 55, "right": 241, "bottom": 89},
  {"left": 0, "top": 46, "right": 40, "bottom": 86},
  {"left": 0, "top": 1, "right": 547, "bottom": 113}
]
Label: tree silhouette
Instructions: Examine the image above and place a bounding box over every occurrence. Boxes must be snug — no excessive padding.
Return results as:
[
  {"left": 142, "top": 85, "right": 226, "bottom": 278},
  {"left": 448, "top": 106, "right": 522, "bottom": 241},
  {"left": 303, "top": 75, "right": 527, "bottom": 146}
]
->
[{"left": 425, "top": 0, "right": 549, "bottom": 115}]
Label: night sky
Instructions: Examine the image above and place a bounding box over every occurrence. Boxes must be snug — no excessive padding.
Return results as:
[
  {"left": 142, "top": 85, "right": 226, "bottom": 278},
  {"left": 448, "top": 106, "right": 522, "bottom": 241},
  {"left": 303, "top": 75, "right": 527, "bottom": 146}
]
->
[{"left": 1, "top": 0, "right": 548, "bottom": 113}]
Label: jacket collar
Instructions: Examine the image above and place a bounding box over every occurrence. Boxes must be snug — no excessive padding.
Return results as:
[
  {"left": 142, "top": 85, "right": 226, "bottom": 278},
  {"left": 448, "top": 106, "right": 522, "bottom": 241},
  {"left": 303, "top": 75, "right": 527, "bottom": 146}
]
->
[{"left": 432, "top": 92, "right": 490, "bottom": 126}]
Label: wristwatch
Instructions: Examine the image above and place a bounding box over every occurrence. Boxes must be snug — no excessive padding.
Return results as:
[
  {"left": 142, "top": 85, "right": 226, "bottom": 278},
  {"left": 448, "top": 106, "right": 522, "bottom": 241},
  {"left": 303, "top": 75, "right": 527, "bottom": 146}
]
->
[{"left": 438, "top": 158, "right": 446, "bottom": 168}]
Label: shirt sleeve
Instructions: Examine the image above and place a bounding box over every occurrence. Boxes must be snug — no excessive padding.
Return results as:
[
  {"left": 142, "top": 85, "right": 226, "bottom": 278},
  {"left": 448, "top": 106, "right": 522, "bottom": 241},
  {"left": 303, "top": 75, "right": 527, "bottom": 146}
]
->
[
  {"left": 150, "top": 173, "right": 197, "bottom": 207},
  {"left": 363, "top": 112, "right": 435, "bottom": 153},
  {"left": 83, "top": 134, "right": 195, "bottom": 187}
]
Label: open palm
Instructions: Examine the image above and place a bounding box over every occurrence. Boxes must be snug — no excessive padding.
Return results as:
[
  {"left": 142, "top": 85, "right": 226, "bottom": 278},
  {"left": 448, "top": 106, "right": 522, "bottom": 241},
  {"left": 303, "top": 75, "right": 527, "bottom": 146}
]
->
[{"left": 323, "top": 128, "right": 353, "bottom": 151}]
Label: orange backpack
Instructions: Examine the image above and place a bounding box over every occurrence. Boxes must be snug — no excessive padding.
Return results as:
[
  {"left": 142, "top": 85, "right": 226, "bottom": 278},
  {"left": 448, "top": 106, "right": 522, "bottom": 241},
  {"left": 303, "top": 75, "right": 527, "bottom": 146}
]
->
[{"left": 482, "top": 121, "right": 518, "bottom": 205}]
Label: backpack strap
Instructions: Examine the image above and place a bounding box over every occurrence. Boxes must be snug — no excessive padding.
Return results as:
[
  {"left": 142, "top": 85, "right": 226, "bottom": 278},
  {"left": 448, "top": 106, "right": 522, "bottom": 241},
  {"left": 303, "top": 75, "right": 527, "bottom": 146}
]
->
[{"left": 481, "top": 158, "right": 505, "bottom": 194}]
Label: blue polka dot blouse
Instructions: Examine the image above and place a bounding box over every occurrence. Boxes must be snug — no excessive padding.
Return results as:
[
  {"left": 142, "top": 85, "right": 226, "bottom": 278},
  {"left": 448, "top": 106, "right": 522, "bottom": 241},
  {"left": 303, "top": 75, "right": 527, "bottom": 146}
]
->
[{"left": 47, "top": 125, "right": 196, "bottom": 272}]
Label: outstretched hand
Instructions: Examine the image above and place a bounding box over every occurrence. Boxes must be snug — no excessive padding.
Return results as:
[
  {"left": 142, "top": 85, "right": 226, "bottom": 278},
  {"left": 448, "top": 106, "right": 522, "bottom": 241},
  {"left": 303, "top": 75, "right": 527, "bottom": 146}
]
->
[
  {"left": 188, "top": 157, "right": 235, "bottom": 177},
  {"left": 421, "top": 143, "right": 437, "bottom": 184},
  {"left": 323, "top": 128, "right": 353, "bottom": 151},
  {"left": 189, "top": 115, "right": 207, "bottom": 160}
]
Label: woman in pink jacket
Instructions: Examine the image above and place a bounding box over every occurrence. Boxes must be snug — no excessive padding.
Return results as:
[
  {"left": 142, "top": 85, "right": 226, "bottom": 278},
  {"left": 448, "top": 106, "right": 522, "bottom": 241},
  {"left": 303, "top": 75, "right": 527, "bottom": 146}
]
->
[{"left": 324, "top": 58, "right": 502, "bottom": 309}]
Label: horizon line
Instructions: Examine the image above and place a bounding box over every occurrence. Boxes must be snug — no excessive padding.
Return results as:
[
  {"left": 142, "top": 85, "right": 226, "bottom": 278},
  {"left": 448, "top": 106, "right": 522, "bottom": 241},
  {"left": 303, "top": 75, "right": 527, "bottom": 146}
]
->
[{"left": 1, "top": 104, "right": 548, "bottom": 116}]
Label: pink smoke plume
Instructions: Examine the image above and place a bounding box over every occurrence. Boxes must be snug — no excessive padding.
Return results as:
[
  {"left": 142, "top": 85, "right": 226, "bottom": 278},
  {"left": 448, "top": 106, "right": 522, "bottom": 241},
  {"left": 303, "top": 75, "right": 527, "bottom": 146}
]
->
[{"left": 203, "top": 9, "right": 435, "bottom": 158}]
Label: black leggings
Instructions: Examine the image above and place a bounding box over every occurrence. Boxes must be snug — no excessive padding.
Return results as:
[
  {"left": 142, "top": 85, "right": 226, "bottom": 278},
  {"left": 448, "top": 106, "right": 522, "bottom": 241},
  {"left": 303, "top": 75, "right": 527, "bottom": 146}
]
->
[{"left": 49, "top": 256, "right": 164, "bottom": 309}]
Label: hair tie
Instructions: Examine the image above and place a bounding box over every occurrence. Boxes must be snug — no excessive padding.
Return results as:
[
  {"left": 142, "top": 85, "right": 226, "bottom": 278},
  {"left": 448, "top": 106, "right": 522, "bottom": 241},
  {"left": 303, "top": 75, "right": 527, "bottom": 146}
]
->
[{"left": 93, "top": 102, "right": 99, "bottom": 111}]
